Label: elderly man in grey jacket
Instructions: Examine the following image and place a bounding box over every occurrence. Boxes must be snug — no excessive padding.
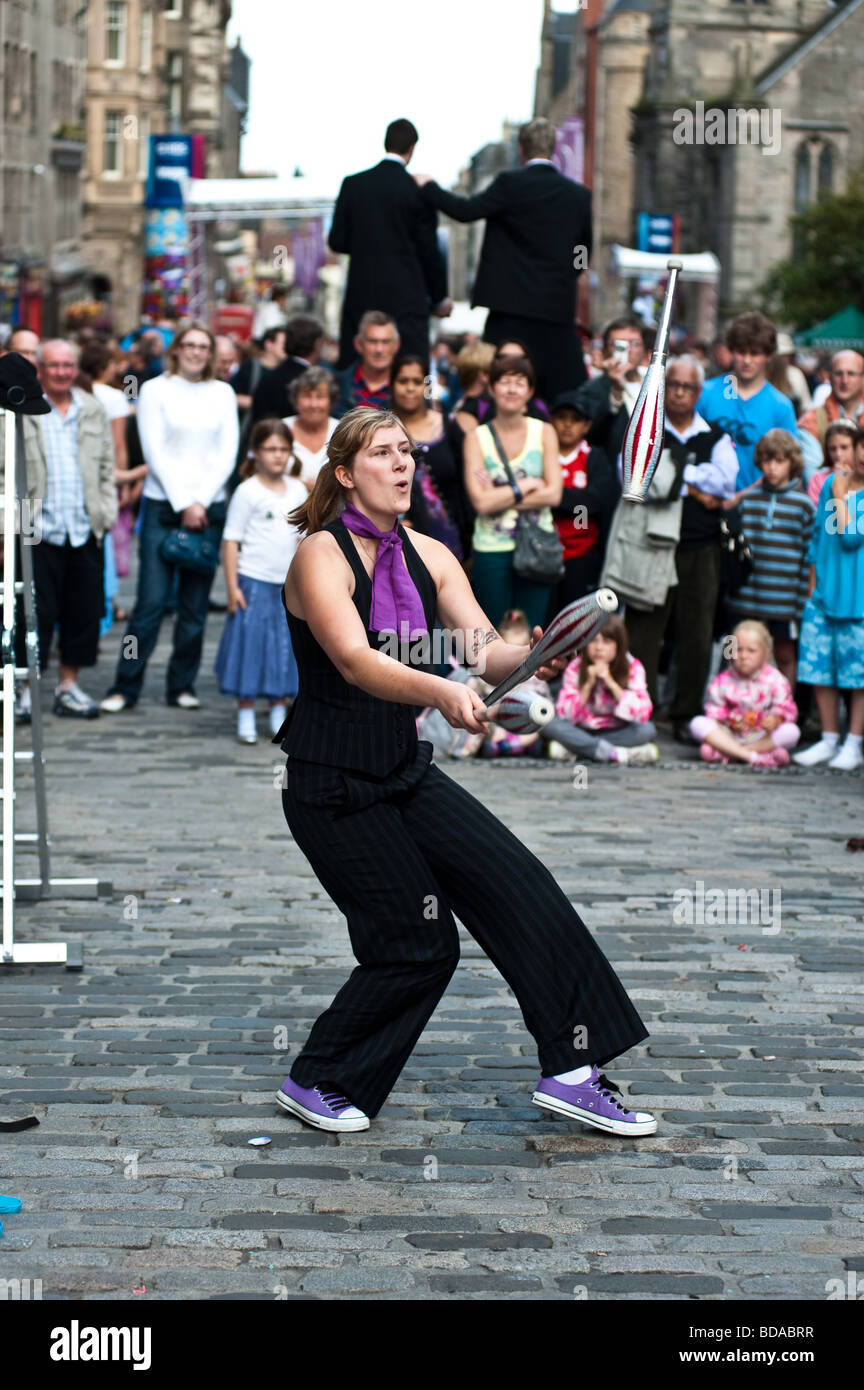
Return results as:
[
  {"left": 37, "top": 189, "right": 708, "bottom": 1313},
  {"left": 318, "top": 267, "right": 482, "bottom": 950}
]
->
[{"left": 0, "top": 339, "right": 117, "bottom": 717}]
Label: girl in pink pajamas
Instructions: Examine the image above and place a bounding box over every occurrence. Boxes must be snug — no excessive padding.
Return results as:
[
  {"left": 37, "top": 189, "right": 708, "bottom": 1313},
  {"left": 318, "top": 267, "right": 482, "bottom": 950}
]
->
[{"left": 690, "top": 620, "right": 800, "bottom": 768}]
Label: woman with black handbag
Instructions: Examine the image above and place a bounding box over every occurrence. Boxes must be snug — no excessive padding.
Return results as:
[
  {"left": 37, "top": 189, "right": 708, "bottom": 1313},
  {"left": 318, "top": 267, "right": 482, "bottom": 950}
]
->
[
  {"left": 101, "top": 322, "right": 239, "bottom": 712},
  {"left": 462, "top": 354, "right": 562, "bottom": 629}
]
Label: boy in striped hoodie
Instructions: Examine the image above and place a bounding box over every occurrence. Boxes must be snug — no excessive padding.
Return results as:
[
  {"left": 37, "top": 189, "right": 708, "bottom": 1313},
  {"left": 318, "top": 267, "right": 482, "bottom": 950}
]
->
[{"left": 726, "top": 429, "right": 815, "bottom": 688}]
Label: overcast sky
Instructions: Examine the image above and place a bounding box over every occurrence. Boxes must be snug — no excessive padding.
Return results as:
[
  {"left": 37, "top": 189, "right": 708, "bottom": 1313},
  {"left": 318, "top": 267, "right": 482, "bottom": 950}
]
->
[{"left": 227, "top": 0, "right": 581, "bottom": 191}]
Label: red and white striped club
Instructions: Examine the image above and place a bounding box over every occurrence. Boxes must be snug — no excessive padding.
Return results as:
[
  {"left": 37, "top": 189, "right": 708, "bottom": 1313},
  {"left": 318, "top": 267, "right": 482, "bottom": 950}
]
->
[
  {"left": 621, "top": 257, "right": 683, "bottom": 502},
  {"left": 488, "top": 692, "right": 555, "bottom": 735},
  {"left": 483, "top": 588, "right": 618, "bottom": 707}
]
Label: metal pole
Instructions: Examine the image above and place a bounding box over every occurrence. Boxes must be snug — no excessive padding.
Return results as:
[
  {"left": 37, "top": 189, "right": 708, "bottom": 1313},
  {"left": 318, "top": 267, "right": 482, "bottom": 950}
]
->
[{"left": 2, "top": 407, "right": 18, "bottom": 958}]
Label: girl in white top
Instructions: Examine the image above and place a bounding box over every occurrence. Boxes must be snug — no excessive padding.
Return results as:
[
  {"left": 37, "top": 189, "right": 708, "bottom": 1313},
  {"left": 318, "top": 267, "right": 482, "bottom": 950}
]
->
[
  {"left": 282, "top": 365, "right": 339, "bottom": 489},
  {"left": 214, "top": 419, "right": 307, "bottom": 744}
]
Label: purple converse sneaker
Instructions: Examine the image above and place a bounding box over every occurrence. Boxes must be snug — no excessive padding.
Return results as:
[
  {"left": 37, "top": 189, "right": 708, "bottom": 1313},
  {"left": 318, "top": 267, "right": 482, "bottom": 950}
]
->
[
  {"left": 532, "top": 1066, "right": 657, "bottom": 1136},
  {"left": 275, "top": 1077, "right": 370, "bottom": 1132}
]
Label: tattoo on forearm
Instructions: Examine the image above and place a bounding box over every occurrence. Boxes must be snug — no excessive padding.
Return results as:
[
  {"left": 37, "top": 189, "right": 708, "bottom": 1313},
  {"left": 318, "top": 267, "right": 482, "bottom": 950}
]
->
[{"left": 468, "top": 628, "right": 501, "bottom": 665}]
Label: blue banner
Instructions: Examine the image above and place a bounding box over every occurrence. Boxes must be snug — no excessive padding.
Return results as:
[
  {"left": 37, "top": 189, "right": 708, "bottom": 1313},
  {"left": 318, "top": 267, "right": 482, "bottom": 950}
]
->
[{"left": 145, "top": 135, "right": 192, "bottom": 208}]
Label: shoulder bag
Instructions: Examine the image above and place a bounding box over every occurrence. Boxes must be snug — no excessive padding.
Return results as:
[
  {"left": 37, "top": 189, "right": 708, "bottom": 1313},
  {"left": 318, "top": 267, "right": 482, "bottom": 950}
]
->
[{"left": 487, "top": 423, "right": 564, "bottom": 584}]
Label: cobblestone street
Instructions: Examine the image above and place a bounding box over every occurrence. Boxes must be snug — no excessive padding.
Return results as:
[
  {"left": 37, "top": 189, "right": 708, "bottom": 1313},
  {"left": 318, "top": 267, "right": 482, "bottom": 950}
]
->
[{"left": 1, "top": 601, "right": 863, "bottom": 1302}]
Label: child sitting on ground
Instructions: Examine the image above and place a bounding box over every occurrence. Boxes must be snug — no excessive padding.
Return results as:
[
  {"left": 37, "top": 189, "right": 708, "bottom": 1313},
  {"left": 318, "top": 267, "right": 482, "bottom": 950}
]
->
[
  {"left": 478, "top": 610, "right": 551, "bottom": 758},
  {"left": 690, "top": 619, "right": 799, "bottom": 768},
  {"left": 542, "top": 614, "right": 659, "bottom": 764}
]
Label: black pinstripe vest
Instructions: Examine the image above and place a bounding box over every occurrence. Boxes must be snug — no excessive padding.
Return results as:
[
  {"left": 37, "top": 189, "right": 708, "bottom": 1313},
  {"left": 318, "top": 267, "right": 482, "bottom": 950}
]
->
[{"left": 274, "top": 516, "right": 438, "bottom": 776}]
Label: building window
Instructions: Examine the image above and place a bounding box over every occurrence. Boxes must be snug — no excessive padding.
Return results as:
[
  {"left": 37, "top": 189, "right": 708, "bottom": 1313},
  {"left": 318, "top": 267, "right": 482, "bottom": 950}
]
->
[
  {"left": 794, "top": 144, "right": 810, "bottom": 214},
  {"left": 138, "top": 111, "right": 151, "bottom": 178},
  {"left": 817, "top": 143, "right": 834, "bottom": 193},
  {"left": 164, "top": 0, "right": 182, "bottom": 16},
  {"left": 29, "top": 50, "right": 37, "bottom": 130},
  {"left": 104, "top": 109, "right": 123, "bottom": 175},
  {"left": 105, "top": 1, "right": 127, "bottom": 64},
  {"left": 57, "top": 167, "right": 78, "bottom": 240},
  {"left": 167, "top": 51, "right": 183, "bottom": 122},
  {"left": 140, "top": 8, "right": 152, "bottom": 72}
]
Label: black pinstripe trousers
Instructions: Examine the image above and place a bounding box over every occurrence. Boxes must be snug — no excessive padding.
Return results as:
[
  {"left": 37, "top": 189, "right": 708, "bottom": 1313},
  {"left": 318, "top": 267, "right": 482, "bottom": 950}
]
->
[{"left": 281, "top": 744, "right": 648, "bottom": 1118}]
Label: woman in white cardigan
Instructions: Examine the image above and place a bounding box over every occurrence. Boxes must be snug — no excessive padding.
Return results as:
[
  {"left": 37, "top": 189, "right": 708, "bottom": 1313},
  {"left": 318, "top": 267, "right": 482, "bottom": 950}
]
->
[{"left": 102, "top": 322, "right": 239, "bottom": 712}]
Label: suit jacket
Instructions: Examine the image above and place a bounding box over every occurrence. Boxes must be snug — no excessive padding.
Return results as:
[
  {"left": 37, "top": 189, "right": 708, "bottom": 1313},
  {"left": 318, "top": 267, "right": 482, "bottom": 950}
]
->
[
  {"left": 421, "top": 163, "right": 592, "bottom": 324},
  {"left": 329, "top": 158, "right": 447, "bottom": 320},
  {"left": 252, "top": 357, "right": 316, "bottom": 422},
  {"left": 0, "top": 387, "right": 117, "bottom": 540}
]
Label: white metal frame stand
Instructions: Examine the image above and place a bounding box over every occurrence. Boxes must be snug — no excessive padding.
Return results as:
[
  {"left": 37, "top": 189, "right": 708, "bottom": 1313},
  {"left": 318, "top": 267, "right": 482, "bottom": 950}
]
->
[{"left": 1, "top": 406, "right": 111, "bottom": 970}]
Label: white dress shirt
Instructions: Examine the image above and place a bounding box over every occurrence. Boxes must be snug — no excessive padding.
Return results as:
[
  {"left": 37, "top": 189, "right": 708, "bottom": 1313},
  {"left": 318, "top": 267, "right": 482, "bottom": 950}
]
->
[
  {"left": 137, "top": 373, "right": 240, "bottom": 513},
  {"left": 665, "top": 411, "right": 738, "bottom": 498}
]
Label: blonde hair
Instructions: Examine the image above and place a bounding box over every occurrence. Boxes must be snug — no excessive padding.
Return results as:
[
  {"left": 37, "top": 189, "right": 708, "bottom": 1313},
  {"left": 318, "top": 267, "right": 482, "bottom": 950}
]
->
[
  {"left": 498, "top": 608, "right": 531, "bottom": 643},
  {"left": 164, "top": 320, "right": 216, "bottom": 380},
  {"left": 455, "top": 340, "right": 496, "bottom": 390},
  {"left": 732, "top": 619, "right": 773, "bottom": 665},
  {"left": 286, "top": 406, "right": 411, "bottom": 534}
]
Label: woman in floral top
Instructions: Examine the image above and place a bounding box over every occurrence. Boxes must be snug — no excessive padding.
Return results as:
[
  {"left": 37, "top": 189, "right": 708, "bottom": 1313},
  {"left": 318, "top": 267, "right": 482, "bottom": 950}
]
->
[
  {"left": 539, "top": 615, "right": 659, "bottom": 765},
  {"left": 689, "top": 619, "right": 800, "bottom": 768}
]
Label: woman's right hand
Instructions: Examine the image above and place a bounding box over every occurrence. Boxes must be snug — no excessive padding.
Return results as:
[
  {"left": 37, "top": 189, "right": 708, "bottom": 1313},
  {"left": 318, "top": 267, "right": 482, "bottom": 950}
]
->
[
  {"left": 227, "top": 588, "right": 247, "bottom": 615},
  {"left": 436, "top": 679, "right": 490, "bottom": 734}
]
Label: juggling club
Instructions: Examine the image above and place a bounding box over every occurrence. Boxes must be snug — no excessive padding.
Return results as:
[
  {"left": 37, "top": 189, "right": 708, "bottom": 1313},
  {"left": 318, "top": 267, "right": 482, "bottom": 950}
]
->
[
  {"left": 621, "top": 257, "right": 683, "bottom": 502},
  {"left": 483, "top": 588, "right": 618, "bottom": 707}
]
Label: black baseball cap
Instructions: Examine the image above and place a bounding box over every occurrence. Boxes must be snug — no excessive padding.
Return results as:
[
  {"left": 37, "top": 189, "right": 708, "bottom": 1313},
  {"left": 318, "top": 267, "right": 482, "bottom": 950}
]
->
[{"left": 549, "top": 387, "right": 597, "bottom": 421}]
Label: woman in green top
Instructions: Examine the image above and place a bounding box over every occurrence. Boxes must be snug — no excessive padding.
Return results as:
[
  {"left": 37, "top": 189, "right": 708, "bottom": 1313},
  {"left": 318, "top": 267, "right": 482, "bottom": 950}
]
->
[{"left": 463, "top": 354, "right": 562, "bottom": 629}]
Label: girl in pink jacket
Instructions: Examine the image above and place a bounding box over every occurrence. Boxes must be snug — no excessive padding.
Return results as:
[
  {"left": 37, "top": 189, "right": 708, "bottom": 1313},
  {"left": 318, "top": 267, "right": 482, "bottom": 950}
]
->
[
  {"left": 544, "top": 615, "right": 658, "bottom": 764},
  {"left": 690, "top": 620, "right": 800, "bottom": 768}
]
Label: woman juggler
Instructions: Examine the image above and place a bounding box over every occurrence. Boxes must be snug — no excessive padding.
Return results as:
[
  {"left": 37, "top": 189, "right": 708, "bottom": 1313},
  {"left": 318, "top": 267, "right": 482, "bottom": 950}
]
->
[{"left": 274, "top": 407, "right": 657, "bottom": 1137}]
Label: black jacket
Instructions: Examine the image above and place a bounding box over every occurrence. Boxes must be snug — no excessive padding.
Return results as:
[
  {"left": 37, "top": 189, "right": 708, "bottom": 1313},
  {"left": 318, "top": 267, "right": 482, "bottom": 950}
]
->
[
  {"left": 329, "top": 158, "right": 447, "bottom": 320},
  {"left": 421, "top": 163, "right": 592, "bottom": 324},
  {"left": 252, "top": 357, "right": 315, "bottom": 422}
]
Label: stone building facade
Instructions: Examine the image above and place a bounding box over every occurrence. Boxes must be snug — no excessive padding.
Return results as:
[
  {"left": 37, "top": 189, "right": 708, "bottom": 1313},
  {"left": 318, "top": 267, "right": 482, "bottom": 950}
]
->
[
  {"left": 0, "top": 0, "right": 88, "bottom": 333},
  {"left": 81, "top": 0, "right": 247, "bottom": 332},
  {"left": 631, "top": 0, "right": 863, "bottom": 315}
]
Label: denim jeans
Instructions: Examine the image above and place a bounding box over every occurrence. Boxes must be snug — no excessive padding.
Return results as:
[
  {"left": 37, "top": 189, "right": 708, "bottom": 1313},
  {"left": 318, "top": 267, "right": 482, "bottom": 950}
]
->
[{"left": 109, "top": 498, "right": 226, "bottom": 704}]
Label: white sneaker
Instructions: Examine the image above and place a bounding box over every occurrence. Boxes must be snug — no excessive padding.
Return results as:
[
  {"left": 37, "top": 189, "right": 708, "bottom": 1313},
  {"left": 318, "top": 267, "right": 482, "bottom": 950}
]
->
[
  {"left": 100, "top": 692, "right": 130, "bottom": 713},
  {"left": 174, "top": 692, "right": 201, "bottom": 710},
  {"left": 793, "top": 738, "right": 839, "bottom": 766},
  {"left": 545, "top": 740, "right": 574, "bottom": 761},
  {"left": 622, "top": 741, "right": 660, "bottom": 766},
  {"left": 828, "top": 741, "right": 864, "bottom": 772}
]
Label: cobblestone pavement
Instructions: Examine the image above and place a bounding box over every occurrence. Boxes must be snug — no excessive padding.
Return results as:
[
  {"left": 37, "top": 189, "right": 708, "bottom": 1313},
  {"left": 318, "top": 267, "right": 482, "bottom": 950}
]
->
[{"left": 1, "top": 599, "right": 863, "bottom": 1301}]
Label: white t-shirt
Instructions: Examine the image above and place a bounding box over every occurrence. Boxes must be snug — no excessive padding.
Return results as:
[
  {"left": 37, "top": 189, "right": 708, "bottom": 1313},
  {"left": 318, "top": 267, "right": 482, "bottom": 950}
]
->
[
  {"left": 283, "top": 415, "right": 338, "bottom": 483},
  {"left": 93, "top": 382, "right": 131, "bottom": 420},
  {"left": 223, "top": 474, "right": 307, "bottom": 584}
]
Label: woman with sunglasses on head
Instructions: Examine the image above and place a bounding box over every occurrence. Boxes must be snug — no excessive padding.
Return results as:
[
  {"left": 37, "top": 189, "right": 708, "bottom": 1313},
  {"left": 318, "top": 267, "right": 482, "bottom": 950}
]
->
[{"left": 101, "top": 321, "right": 239, "bottom": 713}]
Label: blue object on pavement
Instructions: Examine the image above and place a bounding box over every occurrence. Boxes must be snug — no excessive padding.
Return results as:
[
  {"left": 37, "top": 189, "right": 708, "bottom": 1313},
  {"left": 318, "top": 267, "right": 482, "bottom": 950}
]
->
[{"left": 0, "top": 1195, "right": 22, "bottom": 1213}]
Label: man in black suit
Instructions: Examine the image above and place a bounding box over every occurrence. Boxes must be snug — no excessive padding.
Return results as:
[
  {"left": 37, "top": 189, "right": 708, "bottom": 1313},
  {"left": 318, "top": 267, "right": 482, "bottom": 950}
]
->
[
  {"left": 329, "top": 118, "right": 451, "bottom": 368},
  {"left": 417, "top": 118, "right": 592, "bottom": 399},
  {"left": 251, "top": 314, "right": 326, "bottom": 422}
]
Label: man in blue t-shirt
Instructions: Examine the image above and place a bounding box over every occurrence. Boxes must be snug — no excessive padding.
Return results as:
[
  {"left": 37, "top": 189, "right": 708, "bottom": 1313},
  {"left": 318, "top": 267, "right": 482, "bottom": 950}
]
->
[{"left": 697, "top": 311, "right": 797, "bottom": 490}]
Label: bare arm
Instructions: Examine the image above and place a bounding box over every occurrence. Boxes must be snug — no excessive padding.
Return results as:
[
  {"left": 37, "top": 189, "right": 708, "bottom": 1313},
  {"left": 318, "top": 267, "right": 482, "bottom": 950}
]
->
[
  {"left": 426, "top": 533, "right": 569, "bottom": 688},
  {"left": 462, "top": 429, "right": 521, "bottom": 516},
  {"left": 514, "top": 422, "right": 563, "bottom": 510},
  {"left": 222, "top": 539, "right": 245, "bottom": 614}
]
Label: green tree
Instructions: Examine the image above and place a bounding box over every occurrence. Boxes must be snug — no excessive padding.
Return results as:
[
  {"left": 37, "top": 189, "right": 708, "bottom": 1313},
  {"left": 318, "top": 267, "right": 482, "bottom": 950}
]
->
[{"left": 758, "top": 169, "right": 864, "bottom": 329}]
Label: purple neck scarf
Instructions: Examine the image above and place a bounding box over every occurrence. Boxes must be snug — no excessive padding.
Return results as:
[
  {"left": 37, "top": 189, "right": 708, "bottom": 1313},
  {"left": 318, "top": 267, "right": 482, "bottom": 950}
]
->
[{"left": 340, "top": 504, "right": 428, "bottom": 638}]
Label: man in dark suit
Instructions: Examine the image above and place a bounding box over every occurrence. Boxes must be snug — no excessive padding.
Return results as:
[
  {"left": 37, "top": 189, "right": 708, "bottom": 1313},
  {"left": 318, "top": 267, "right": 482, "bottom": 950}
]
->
[
  {"left": 417, "top": 118, "right": 592, "bottom": 399},
  {"left": 329, "top": 118, "right": 451, "bottom": 368},
  {"left": 251, "top": 314, "right": 326, "bottom": 421}
]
